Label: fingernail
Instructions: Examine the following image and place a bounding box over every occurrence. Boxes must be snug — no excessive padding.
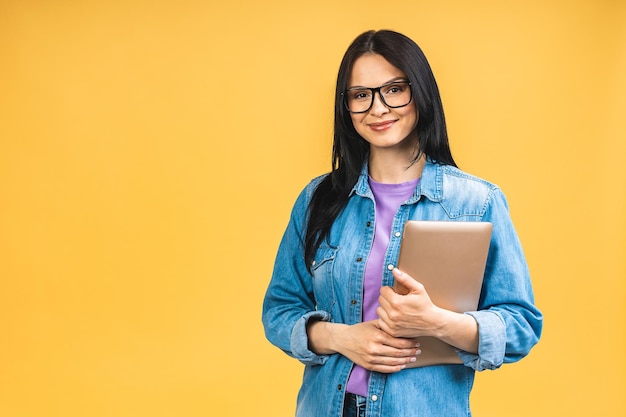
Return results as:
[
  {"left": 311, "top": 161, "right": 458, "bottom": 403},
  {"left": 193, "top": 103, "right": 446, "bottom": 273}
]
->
[{"left": 409, "top": 357, "right": 417, "bottom": 363}]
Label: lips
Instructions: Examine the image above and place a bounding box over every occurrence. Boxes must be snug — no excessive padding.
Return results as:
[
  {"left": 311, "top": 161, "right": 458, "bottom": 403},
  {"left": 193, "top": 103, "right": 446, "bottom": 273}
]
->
[{"left": 368, "top": 120, "right": 396, "bottom": 132}]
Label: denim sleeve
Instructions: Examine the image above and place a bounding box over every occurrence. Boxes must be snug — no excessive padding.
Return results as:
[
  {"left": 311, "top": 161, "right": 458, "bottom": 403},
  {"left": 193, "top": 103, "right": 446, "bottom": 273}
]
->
[
  {"left": 458, "top": 188, "right": 543, "bottom": 371},
  {"left": 262, "top": 178, "right": 332, "bottom": 366},
  {"left": 290, "top": 310, "right": 332, "bottom": 365}
]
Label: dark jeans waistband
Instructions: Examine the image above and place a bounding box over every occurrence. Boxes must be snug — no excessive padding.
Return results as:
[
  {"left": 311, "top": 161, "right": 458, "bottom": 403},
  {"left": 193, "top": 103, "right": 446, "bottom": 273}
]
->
[{"left": 343, "top": 393, "right": 367, "bottom": 417}]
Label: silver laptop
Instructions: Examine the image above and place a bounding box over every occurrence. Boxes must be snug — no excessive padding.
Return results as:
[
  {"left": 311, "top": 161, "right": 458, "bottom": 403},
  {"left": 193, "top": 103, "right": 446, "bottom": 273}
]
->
[{"left": 393, "top": 220, "right": 492, "bottom": 368}]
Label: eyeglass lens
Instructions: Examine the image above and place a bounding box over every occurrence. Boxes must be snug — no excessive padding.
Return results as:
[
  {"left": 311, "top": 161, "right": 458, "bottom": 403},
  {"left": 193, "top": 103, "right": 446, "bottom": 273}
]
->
[{"left": 345, "top": 82, "right": 411, "bottom": 113}]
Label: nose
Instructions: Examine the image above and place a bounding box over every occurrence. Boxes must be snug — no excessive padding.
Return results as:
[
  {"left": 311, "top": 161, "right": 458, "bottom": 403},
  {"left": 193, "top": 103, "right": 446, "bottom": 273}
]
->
[{"left": 369, "top": 91, "right": 390, "bottom": 116}]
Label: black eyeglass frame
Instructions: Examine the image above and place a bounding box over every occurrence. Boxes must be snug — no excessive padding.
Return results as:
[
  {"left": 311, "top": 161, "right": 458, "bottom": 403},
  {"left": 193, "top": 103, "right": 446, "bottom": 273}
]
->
[{"left": 341, "top": 80, "right": 413, "bottom": 114}]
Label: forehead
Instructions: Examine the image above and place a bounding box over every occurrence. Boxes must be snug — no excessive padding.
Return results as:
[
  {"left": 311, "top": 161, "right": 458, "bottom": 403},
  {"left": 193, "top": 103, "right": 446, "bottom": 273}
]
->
[{"left": 348, "top": 53, "right": 407, "bottom": 88}]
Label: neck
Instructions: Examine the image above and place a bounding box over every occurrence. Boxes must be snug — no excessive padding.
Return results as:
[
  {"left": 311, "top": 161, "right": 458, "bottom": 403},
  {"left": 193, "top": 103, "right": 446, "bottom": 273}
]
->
[{"left": 368, "top": 150, "right": 425, "bottom": 184}]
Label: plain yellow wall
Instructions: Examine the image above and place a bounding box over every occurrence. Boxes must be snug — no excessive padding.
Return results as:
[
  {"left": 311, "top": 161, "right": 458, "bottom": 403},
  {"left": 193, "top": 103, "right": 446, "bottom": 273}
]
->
[{"left": 1, "top": 1, "right": 624, "bottom": 416}]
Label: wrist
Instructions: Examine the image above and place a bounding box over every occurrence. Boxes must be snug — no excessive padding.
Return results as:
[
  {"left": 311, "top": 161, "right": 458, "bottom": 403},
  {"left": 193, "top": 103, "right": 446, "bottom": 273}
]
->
[
  {"left": 430, "top": 306, "right": 451, "bottom": 339},
  {"left": 307, "top": 320, "right": 346, "bottom": 355},
  {"left": 435, "top": 309, "right": 479, "bottom": 353}
]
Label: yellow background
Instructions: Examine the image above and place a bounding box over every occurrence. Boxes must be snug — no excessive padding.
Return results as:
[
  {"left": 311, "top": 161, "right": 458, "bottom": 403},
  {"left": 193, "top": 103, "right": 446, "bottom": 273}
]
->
[{"left": 1, "top": 1, "right": 624, "bottom": 416}]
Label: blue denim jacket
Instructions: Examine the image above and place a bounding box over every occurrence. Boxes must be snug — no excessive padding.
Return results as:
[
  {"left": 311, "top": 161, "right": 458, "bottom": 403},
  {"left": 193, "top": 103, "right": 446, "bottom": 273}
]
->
[{"left": 262, "top": 160, "right": 543, "bottom": 417}]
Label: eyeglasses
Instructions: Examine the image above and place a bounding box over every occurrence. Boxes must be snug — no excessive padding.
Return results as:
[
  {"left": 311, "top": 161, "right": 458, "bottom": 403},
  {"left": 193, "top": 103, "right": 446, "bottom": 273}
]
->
[{"left": 342, "top": 80, "right": 412, "bottom": 114}]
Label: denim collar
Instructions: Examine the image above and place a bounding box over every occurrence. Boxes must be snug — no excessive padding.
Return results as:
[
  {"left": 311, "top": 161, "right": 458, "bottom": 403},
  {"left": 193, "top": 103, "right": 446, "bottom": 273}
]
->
[{"left": 351, "top": 158, "right": 443, "bottom": 204}]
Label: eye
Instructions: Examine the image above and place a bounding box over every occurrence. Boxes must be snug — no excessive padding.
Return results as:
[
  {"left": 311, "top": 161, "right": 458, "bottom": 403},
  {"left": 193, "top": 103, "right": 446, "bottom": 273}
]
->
[
  {"left": 351, "top": 89, "right": 372, "bottom": 101},
  {"left": 383, "top": 83, "right": 407, "bottom": 95}
]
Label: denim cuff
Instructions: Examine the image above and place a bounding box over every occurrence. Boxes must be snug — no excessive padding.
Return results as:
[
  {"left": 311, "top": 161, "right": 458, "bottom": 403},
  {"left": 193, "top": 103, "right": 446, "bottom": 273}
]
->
[
  {"left": 290, "top": 310, "right": 332, "bottom": 366},
  {"left": 457, "top": 310, "right": 506, "bottom": 371}
]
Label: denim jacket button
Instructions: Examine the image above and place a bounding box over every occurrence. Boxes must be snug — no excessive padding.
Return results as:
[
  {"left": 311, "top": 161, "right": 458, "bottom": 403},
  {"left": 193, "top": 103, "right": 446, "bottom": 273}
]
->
[
  {"left": 387, "top": 264, "right": 394, "bottom": 270},
  {"left": 394, "top": 231, "right": 401, "bottom": 237},
  {"left": 371, "top": 394, "right": 378, "bottom": 402}
]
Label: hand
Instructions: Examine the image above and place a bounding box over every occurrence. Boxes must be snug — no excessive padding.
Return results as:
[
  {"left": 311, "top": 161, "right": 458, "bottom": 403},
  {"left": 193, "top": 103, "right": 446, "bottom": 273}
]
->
[
  {"left": 336, "top": 320, "right": 422, "bottom": 373},
  {"left": 377, "top": 268, "right": 480, "bottom": 353},
  {"left": 376, "top": 268, "right": 445, "bottom": 339},
  {"left": 307, "top": 319, "right": 421, "bottom": 373}
]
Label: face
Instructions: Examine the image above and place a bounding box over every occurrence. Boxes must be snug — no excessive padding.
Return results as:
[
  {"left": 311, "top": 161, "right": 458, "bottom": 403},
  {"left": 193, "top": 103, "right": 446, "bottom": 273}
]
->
[{"left": 347, "top": 53, "right": 418, "bottom": 153}]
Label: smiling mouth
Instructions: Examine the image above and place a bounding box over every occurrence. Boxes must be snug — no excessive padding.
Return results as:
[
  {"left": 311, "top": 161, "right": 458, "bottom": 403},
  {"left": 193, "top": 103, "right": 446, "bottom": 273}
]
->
[{"left": 368, "top": 120, "right": 396, "bottom": 131}]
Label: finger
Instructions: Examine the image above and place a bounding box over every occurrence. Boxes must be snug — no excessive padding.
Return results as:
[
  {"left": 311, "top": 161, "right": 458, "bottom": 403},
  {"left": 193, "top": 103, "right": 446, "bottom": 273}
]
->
[
  {"left": 367, "top": 347, "right": 420, "bottom": 365},
  {"left": 393, "top": 268, "right": 424, "bottom": 294},
  {"left": 378, "top": 285, "right": 399, "bottom": 306},
  {"left": 376, "top": 298, "right": 392, "bottom": 319},
  {"left": 380, "top": 344, "right": 422, "bottom": 359},
  {"left": 376, "top": 296, "right": 400, "bottom": 327},
  {"left": 370, "top": 363, "right": 409, "bottom": 374},
  {"left": 376, "top": 313, "right": 391, "bottom": 335},
  {"left": 376, "top": 303, "right": 405, "bottom": 337},
  {"left": 375, "top": 321, "right": 421, "bottom": 350},
  {"left": 365, "top": 348, "right": 422, "bottom": 373}
]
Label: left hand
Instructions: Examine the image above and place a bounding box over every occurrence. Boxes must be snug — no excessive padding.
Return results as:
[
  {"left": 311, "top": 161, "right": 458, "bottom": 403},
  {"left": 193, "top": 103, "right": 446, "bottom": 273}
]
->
[{"left": 376, "top": 268, "right": 445, "bottom": 339}]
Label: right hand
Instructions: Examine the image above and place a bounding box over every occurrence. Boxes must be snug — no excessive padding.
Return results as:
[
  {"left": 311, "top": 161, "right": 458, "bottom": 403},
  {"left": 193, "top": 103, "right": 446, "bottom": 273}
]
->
[{"left": 307, "top": 319, "right": 421, "bottom": 373}]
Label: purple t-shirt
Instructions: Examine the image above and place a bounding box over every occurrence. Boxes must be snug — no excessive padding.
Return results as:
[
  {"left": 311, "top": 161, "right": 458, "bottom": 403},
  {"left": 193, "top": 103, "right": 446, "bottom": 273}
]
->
[{"left": 346, "top": 176, "right": 420, "bottom": 397}]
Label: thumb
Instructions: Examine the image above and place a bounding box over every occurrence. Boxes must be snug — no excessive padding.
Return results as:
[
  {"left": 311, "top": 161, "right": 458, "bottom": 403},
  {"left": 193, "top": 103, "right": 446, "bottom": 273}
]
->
[{"left": 392, "top": 268, "right": 423, "bottom": 295}]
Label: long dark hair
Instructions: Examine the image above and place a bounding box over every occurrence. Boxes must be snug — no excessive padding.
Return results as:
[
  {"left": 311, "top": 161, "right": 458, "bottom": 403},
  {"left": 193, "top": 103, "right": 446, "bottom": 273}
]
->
[{"left": 304, "top": 30, "right": 457, "bottom": 271}]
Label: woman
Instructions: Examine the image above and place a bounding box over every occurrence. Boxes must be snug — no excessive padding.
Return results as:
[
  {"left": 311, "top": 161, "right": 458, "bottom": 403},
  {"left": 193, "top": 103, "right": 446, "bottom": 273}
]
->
[{"left": 262, "top": 29, "right": 542, "bottom": 417}]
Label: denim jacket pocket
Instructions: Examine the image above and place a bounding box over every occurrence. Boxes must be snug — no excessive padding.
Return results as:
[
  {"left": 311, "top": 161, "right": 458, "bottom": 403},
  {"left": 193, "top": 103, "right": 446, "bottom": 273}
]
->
[{"left": 311, "top": 245, "right": 338, "bottom": 313}]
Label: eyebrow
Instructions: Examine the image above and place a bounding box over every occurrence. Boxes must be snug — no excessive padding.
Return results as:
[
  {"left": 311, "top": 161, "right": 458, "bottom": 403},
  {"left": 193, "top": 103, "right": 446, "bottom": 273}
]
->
[{"left": 347, "top": 77, "right": 408, "bottom": 90}]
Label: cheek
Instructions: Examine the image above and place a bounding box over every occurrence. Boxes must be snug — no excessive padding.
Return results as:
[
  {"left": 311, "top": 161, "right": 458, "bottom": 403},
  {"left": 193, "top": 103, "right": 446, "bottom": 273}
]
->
[
  {"left": 350, "top": 114, "right": 366, "bottom": 133},
  {"left": 402, "top": 105, "right": 419, "bottom": 129}
]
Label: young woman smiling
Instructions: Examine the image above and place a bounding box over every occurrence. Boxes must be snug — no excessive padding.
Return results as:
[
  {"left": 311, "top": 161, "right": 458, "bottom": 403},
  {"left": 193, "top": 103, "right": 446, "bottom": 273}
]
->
[{"left": 263, "top": 30, "right": 542, "bottom": 417}]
